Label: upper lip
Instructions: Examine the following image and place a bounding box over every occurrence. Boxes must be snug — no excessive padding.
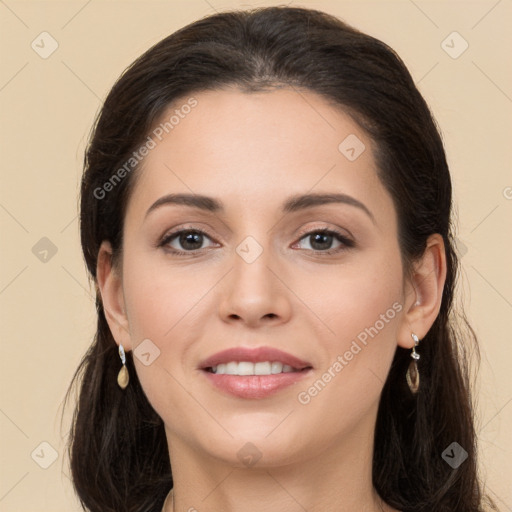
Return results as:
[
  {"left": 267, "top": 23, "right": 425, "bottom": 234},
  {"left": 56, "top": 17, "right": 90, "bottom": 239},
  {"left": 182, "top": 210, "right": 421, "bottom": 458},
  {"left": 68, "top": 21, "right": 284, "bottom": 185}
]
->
[{"left": 199, "top": 346, "right": 312, "bottom": 370}]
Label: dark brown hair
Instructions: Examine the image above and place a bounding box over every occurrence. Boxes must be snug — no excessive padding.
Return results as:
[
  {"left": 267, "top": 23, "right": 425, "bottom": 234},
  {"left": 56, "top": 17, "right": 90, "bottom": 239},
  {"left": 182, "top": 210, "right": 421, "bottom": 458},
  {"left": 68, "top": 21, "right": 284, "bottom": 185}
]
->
[{"left": 64, "top": 6, "right": 498, "bottom": 512}]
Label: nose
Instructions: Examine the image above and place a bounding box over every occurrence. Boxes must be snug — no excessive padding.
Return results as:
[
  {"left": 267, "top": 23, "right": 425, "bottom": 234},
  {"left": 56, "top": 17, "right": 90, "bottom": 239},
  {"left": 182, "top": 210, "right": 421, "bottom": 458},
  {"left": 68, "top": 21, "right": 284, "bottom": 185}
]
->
[{"left": 217, "top": 246, "right": 292, "bottom": 329}]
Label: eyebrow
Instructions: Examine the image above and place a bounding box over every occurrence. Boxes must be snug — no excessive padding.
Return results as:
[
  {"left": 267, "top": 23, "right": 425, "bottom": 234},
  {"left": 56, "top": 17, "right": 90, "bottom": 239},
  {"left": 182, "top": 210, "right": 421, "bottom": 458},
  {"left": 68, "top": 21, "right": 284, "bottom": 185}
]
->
[{"left": 145, "top": 192, "right": 375, "bottom": 224}]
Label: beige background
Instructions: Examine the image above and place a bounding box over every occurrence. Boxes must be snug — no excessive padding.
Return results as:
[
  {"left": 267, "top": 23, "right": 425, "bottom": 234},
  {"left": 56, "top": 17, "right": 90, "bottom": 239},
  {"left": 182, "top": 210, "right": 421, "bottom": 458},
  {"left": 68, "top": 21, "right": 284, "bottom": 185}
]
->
[{"left": 0, "top": 0, "right": 511, "bottom": 510}]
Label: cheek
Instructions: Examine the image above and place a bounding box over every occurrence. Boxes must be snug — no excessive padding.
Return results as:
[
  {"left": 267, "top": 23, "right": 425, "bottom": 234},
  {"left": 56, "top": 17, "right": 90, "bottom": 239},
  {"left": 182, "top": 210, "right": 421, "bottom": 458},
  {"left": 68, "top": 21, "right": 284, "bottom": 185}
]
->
[
  {"left": 120, "top": 259, "right": 209, "bottom": 425},
  {"left": 121, "top": 256, "right": 216, "bottom": 393},
  {"left": 302, "top": 246, "right": 403, "bottom": 402},
  {"left": 122, "top": 256, "right": 207, "bottom": 341},
  {"left": 310, "top": 245, "right": 404, "bottom": 343}
]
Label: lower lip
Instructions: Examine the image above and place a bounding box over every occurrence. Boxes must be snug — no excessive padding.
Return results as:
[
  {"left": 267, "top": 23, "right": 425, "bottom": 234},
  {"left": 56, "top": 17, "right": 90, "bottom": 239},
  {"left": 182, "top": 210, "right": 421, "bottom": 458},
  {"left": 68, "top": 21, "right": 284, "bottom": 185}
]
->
[{"left": 202, "top": 369, "right": 312, "bottom": 399}]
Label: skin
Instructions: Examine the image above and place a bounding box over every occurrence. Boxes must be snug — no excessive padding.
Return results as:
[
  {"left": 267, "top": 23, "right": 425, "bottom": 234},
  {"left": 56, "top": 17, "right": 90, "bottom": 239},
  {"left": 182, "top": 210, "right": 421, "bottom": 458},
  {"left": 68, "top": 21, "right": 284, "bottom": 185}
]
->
[{"left": 97, "top": 87, "right": 446, "bottom": 512}]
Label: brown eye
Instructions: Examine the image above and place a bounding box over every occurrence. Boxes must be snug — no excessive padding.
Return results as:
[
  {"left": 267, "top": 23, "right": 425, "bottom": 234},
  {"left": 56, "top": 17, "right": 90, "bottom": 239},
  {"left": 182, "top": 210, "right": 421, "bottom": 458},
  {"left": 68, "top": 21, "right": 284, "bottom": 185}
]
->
[
  {"left": 159, "top": 229, "right": 217, "bottom": 255},
  {"left": 294, "top": 229, "right": 354, "bottom": 255}
]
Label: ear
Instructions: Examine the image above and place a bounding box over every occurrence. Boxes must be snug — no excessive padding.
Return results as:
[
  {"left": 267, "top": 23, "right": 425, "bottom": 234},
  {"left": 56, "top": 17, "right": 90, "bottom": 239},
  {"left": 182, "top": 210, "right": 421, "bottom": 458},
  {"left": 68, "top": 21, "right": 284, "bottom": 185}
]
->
[
  {"left": 96, "top": 240, "right": 132, "bottom": 351},
  {"left": 397, "top": 233, "right": 447, "bottom": 349}
]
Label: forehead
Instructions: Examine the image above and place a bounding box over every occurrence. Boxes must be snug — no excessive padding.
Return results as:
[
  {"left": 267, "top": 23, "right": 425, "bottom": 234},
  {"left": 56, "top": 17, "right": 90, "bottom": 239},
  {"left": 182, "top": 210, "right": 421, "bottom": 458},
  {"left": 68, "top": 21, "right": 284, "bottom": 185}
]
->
[{"left": 126, "top": 87, "right": 393, "bottom": 223}]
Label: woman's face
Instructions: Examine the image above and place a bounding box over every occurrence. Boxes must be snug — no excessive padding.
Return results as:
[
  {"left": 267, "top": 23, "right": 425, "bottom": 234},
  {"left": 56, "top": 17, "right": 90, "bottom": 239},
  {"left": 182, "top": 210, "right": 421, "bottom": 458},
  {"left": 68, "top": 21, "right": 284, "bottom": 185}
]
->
[{"left": 107, "top": 87, "right": 417, "bottom": 467}]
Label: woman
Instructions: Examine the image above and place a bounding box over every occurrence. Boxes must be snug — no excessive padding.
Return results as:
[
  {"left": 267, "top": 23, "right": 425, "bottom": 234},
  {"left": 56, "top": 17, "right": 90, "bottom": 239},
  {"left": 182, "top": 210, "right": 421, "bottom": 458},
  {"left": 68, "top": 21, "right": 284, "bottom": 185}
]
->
[{"left": 65, "top": 6, "right": 498, "bottom": 512}]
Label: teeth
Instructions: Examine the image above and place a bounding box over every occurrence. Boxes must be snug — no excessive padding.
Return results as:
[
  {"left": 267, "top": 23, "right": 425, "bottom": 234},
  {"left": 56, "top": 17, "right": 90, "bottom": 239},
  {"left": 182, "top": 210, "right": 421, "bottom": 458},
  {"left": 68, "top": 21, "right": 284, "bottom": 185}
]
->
[
  {"left": 271, "top": 362, "right": 283, "bottom": 374},
  {"left": 238, "top": 362, "right": 255, "bottom": 375},
  {"left": 254, "top": 362, "right": 271, "bottom": 375},
  {"left": 210, "top": 361, "right": 299, "bottom": 376}
]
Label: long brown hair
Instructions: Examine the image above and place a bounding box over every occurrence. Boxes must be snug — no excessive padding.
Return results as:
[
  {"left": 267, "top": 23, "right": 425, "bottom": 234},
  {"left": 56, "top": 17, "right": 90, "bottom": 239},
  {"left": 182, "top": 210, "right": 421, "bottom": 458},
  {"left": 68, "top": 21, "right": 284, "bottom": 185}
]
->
[{"left": 64, "top": 6, "right": 498, "bottom": 511}]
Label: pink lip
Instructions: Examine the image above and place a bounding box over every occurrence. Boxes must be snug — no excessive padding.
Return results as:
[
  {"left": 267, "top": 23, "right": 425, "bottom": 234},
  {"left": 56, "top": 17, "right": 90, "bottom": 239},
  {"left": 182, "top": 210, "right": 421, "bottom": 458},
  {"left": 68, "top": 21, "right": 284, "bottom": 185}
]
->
[
  {"left": 199, "top": 346, "right": 313, "bottom": 399},
  {"left": 202, "top": 371, "right": 312, "bottom": 399},
  {"left": 199, "top": 346, "right": 312, "bottom": 370}
]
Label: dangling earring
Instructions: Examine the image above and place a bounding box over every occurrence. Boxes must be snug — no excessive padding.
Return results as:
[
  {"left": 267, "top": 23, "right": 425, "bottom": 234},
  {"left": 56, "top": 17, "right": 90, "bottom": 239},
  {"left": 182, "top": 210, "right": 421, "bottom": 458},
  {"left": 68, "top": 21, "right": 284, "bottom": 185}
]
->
[
  {"left": 406, "top": 333, "right": 420, "bottom": 394},
  {"left": 117, "top": 344, "right": 129, "bottom": 389}
]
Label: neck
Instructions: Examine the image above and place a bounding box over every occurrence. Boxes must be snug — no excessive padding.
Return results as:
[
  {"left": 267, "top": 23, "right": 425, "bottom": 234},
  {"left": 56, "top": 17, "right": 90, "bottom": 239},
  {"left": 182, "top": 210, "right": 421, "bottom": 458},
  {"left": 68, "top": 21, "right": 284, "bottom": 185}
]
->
[{"left": 163, "top": 422, "right": 397, "bottom": 512}]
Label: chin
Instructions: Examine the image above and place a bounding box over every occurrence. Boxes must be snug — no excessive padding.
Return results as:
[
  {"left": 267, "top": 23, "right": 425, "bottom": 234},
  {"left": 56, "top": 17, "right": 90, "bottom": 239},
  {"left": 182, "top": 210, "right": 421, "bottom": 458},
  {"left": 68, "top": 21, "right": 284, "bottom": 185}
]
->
[{"left": 201, "top": 425, "right": 309, "bottom": 468}]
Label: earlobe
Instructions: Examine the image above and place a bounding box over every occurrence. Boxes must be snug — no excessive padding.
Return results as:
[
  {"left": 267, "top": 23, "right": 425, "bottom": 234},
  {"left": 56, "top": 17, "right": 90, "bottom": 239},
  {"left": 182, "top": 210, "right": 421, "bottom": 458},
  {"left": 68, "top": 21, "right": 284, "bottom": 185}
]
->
[
  {"left": 96, "top": 240, "right": 132, "bottom": 351},
  {"left": 397, "top": 233, "right": 447, "bottom": 349}
]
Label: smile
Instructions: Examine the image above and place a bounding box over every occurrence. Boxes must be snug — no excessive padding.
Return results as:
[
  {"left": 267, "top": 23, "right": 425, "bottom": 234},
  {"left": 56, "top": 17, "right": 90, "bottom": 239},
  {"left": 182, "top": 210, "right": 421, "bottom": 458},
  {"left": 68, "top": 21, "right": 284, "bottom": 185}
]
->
[
  {"left": 199, "top": 346, "right": 313, "bottom": 399},
  {"left": 207, "top": 361, "right": 300, "bottom": 375}
]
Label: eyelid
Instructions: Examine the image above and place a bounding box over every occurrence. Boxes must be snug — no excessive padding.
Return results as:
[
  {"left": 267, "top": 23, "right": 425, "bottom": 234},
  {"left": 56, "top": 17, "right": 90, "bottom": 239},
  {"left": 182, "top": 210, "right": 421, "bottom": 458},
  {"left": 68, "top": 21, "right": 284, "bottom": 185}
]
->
[
  {"left": 294, "top": 223, "right": 353, "bottom": 243},
  {"left": 157, "top": 224, "right": 219, "bottom": 249},
  {"left": 291, "top": 225, "right": 355, "bottom": 254},
  {"left": 158, "top": 223, "right": 355, "bottom": 255}
]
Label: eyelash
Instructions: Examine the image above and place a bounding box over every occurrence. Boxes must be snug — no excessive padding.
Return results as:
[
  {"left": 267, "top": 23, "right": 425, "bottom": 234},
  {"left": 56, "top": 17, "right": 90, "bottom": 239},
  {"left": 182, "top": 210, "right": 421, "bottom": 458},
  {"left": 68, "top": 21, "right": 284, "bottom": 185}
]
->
[{"left": 157, "top": 226, "right": 355, "bottom": 257}]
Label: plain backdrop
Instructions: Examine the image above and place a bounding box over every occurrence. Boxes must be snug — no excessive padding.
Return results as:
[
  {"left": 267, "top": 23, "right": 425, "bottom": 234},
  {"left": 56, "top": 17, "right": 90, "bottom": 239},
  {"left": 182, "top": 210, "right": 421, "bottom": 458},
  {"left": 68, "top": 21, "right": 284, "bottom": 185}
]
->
[{"left": 0, "top": 1, "right": 511, "bottom": 510}]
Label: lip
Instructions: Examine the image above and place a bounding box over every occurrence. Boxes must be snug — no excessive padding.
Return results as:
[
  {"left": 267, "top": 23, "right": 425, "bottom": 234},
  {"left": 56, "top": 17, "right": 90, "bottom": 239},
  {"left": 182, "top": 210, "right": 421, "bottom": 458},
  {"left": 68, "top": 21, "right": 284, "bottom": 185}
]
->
[
  {"left": 199, "top": 346, "right": 312, "bottom": 370},
  {"left": 202, "top": 371, "right": 312, "bottom": 399},
  {"left": 199, "top": 346, "right": 313, "bottom": 399}
]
